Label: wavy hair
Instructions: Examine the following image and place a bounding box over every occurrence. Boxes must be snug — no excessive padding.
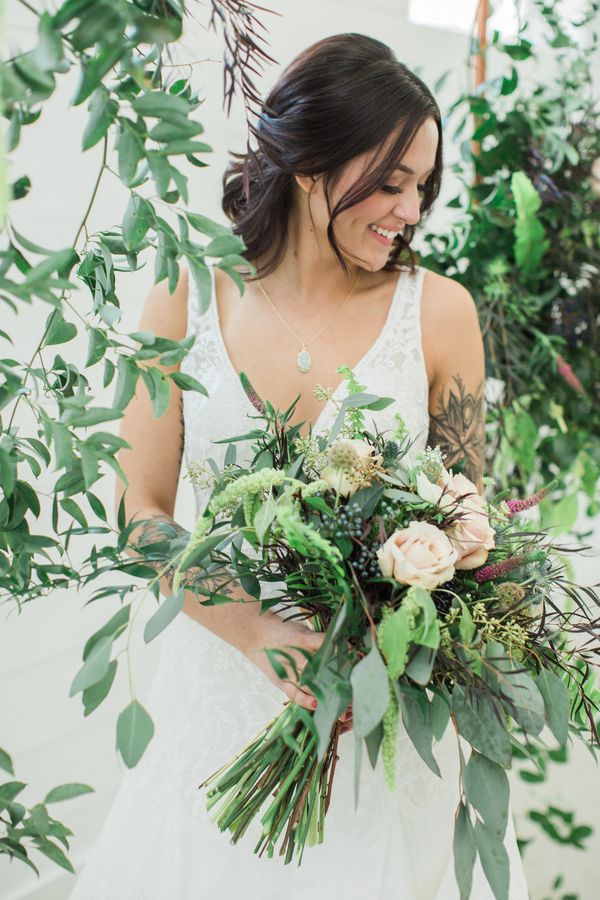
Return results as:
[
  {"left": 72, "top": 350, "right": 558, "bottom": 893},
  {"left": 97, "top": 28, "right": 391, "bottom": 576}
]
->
[{"left": 222, "top": 33, "right": 443, "bottom": 280}]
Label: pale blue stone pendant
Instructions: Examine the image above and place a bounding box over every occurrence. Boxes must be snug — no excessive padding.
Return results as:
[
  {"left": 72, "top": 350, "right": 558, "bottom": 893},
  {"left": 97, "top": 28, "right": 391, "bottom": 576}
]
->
[{"left": 297, "top": 347, "right": 312, "bottom": 373}]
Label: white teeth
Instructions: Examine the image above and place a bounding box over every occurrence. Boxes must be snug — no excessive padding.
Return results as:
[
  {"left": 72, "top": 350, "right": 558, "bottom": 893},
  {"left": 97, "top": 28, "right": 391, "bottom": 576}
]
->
[{"left": 369, "top": 224, "right": 397, "bottom": 239}]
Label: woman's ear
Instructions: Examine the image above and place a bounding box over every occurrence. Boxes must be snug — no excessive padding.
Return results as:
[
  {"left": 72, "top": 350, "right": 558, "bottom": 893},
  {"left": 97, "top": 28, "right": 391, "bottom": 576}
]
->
[{"left": 294, "top": 173, "right": 321, "bottom": 194}]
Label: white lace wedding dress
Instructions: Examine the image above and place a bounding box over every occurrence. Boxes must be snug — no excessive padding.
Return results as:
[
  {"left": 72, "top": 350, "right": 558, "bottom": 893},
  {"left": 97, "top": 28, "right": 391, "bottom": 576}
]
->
[{"left": 68, "top": 263, "right": 530, "bottom": 899}]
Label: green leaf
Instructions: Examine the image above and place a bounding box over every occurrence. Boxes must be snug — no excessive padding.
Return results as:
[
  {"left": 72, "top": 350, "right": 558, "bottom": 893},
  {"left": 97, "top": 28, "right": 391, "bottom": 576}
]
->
[
  {"left": 44, "top": 783, "right": 94, "bottom": 804},
  {"left": 142, "top": 366, "right": 171, "bottom": 417},
  {"left": 404, "top": 644, "right": 437, "bottom": 684},
  {"left": 148, "top": 117, "right": 203, "bottom": 142},
  {"left": 254, "top": 489, "right": 277, "bottom": 545},
  {"left": 82, "top": 85, "right": 118, "bottom": 150},
  {"left": 45, "top": 309, "right": 77, "bottom": 345},
  {"left": 122, "top": 195, "right": 153, "bottom": 251},
  {"left": 475, "top": 819, "right": 510, "bottom": 900},
  {"left": 0, "top": 781, "right": 26, "bottom": 803},
  {"left": 534, "top": 668, "right": 570, "bottom": 745},
  {"left": 398, "top": 690, "right": 441, "bottom": 777},
  {"left": 378, "top": 606, "right": 411, "bottom": 678},
  {"left": 0, "top": 748, "right": 14, "bottom": 775},
  {"left": 34, "top": 837, "right": 74, "bottom": 873},
  {"left": 131, "top": 90, "right": 191, "bottom": 121},
  {"left": 69, "top": 634, "right": 113, "bottom": 696},
  {"left": 143, "top": 591, "right": 184, "bottom": 643},
  {"left": 201, "top": 233, "right": 245, "bottom": 258},
  {"left": 116, "top": 119, "right": 144, "bottom": 186},
  {"left": 116, "top": 700, "right": 154, "bottom": 768},
  {"left": 168, "top": 371, "right": 207, "bottom": 394},
  {"left": 82, "top": 659, "right": 117, "bottom": 716},
  {"left": 71, "top": 43, "right": 125, "bottom": 106},
  {"left": 113, "top": 355, "right": 139, "bottom": 410},
  {"left": 86, "top": 328, "right": 108, "bottom": 366},
  {"left": 451, "top": 684, "right": 512, "bottom": 767},
  {"left": 463, "top": 750, "right": 509, "bottom": 839},
  {"left": 185, "top": 256, "right": 212, "bottom": 314},
  {"left": 83, "top": 604, "right": 130, "bottom": 660},
  {"left": 511, "top": 171, "right": 550, "bottom": 276},
  {"left": 59, "top": 497, "right": 87, "bottom": 528},
  {"left": 454, "top": 802, "right": 476, "bottom": 900},
  {"left": 186, "top": 212, "right": 231, "bottom": 240},
  {"left": 350, "top": 642, "right": 389, "bottom": 738},
  {"left": 484, "top": 641, "right": 545, "bottom": 735}
]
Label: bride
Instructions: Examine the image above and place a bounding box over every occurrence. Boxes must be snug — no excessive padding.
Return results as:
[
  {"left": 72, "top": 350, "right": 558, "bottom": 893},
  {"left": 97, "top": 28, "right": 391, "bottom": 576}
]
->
[{"left": 69, "top": 32, "right": 530, "bottom": 900}]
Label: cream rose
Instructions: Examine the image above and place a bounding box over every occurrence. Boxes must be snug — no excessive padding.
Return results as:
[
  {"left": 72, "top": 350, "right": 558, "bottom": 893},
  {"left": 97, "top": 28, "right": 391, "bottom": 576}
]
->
[
  {"left": 445, "top": 497, "right": 496, "bottom": 570},
  {"left": 321, "top": 438, "right": 381, "bottom": 497},
  {"left": 376, "top": 521, "right": 457, "bottom": 590}
]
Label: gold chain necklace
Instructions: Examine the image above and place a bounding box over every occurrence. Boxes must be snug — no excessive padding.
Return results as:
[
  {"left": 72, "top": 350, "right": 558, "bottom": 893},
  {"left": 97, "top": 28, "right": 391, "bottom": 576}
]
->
[{"left": 256, "top": 269, "right": 361, "bottom": 374}]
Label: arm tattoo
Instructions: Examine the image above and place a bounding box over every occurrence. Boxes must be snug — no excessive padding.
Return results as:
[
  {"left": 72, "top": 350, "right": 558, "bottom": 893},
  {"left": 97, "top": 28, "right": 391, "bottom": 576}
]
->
[
  {"left": 427, "top": 374, "right": 485, "bottom": 489},
  {"left": 131, "top": 513, "right": 189, "bottom": 592},
  {"left": 131, "top": 513, "right": 235, "bottom": 600}
]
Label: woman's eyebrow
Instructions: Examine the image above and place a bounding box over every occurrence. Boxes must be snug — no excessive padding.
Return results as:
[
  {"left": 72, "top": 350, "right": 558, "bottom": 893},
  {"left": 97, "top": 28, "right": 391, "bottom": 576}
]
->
[{"left": 394, "top": 163, "right": 435, "bottom": 176}]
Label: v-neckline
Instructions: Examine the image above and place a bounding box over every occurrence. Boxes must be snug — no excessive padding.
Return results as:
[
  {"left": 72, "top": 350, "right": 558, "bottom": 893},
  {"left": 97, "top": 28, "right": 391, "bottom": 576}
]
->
[{"left": 206, "top": 264, "right": 408, "bottom": 436}]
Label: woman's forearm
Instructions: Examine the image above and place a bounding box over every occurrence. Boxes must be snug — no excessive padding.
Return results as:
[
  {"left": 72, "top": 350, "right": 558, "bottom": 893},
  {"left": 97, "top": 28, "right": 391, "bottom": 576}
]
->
[{"left": 128, "top": 509, "right": 270, "bottom": 656}]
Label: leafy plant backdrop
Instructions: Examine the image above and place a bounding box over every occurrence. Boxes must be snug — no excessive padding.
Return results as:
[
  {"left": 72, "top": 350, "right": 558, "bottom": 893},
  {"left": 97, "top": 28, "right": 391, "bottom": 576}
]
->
[{"left": 1, "top": 0, "right": 598, "bottom": 891}]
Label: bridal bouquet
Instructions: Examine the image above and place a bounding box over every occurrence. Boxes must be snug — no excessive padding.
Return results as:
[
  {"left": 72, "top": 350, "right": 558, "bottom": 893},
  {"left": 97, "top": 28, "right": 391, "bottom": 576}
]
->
[{"left": 163, "top": 368, "right": 599, "bottom": 900}]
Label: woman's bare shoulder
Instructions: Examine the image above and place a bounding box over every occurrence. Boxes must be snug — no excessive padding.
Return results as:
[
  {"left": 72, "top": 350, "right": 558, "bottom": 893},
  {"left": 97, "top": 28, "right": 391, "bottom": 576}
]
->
[
  {"left": 421, "top": 267, "right": 477, "bottom": 317},
  {"left": 138, "top": 264, "right": 190, "bottom": 341},
  {"left": 420, "top": 267, "right": 481, "bottom": 386}
]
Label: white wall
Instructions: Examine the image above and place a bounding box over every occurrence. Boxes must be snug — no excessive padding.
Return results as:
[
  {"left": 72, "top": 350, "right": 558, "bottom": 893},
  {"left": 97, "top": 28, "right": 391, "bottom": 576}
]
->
[{"left": 2, "top": 2, "right": 598, "bottom": 898}]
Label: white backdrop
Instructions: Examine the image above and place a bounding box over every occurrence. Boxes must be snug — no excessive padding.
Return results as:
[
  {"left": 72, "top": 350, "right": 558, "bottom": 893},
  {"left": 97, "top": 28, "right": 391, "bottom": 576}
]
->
[{"left": 2, "top": 2, "right": 599, "bottom": 898}]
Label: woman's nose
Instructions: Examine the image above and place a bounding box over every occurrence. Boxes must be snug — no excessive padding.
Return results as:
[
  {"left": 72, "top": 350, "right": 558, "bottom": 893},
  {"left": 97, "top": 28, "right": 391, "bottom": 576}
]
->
[{"left": 392, "top": 189, "right": 421, "bottom": 227}]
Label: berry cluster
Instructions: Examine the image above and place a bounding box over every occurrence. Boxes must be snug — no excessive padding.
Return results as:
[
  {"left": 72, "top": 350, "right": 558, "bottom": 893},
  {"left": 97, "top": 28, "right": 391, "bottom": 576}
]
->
[
  {"left": 351, "top": 543, "right": 380, "bottom": 578},
  {"left": 378, "top": 498, "right": 398, "bottom": 523},
  {"left": 330, "top": 501, "right": 364, "bottom": 540}
]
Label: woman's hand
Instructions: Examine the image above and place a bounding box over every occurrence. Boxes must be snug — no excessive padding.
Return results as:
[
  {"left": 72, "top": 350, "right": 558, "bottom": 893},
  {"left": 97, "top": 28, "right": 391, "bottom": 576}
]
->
[{"left": 242, "top": 611, "right": 354, "bottom": 732}]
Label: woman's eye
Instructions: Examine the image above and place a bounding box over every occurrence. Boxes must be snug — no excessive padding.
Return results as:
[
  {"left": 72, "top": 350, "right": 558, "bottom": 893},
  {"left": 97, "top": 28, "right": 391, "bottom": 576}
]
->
[{"left": 381, "top": 184, "right": 427, "bottom": 195}]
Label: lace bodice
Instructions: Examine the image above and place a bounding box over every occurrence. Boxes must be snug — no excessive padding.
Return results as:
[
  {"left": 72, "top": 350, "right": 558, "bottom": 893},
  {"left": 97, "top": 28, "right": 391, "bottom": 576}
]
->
[{"left": 180, "top": 262, "right": 430, "bottom": 516}]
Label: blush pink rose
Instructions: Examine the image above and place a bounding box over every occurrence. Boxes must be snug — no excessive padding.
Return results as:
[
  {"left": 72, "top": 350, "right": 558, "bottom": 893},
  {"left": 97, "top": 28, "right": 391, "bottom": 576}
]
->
[
  {"left": 445, "top": 497, "right": 496, "bottom": 570},
  {"left": 376, "top": 521, "right": 457, "bottom": 590}
]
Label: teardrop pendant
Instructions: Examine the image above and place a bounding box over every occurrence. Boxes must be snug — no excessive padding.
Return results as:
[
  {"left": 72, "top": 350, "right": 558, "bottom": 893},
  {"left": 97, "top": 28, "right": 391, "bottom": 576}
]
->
[{"left": 297, "top": 348, "right": 312, "bottom": 374}]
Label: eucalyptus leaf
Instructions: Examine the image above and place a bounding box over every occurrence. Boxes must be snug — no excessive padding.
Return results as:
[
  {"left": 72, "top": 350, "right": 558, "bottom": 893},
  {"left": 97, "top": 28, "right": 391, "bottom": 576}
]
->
[
  {"left": 534, "top": 668, "right": 570, "bottom": 745},
  {"left": 116, "top": 700, "right": 155, "bottom": 768},
  {"left": 474, "top": 819, "right": 510, "bottom": 900},
  {"left": 350, "top": 642, "right": 389, "bottom": 738},
  {"left": 463, "top": 750, "right": 509, "bottom": 839},
  {"left": 398, "top": 690, "right": 441, "bottom": 777},
  {"left": 69, "top": 634, "right": 113, "bottom": 696},
  {"left": 143, "top": 591, "right": 184, "bottom": 644},
  {"left": 451, "top": 684, "right": 512, "bottom": 767},
  {"left": 454, "top": 802, "right": 476, "bottom": 900}
]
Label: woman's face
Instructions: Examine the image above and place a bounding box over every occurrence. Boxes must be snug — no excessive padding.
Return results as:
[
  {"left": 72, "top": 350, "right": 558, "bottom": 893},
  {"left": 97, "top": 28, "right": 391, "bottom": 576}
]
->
[{"left": 298, "top": 117, "right": 439, "bottom": 271}]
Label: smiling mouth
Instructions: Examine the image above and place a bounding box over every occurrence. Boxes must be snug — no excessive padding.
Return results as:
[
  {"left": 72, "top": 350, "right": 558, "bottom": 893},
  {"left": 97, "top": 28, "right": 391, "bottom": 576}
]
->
[{"left": 368, "top": 225, "right": 397, "bottom": 244}]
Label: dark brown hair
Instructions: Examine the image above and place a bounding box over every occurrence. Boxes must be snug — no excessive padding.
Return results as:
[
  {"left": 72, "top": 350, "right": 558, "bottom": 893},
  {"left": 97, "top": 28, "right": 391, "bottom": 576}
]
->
[{"left": 222, "top": 33, "right": 443, "bottom": 280}]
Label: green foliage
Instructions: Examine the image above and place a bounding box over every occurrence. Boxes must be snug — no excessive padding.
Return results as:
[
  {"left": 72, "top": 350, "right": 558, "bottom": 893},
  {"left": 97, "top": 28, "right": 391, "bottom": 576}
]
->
[
  {"left": 421, "top": 0, "right": 600, "bottom": 511},
  {"left": 1, "top": 0, "right": 269, "bottom": 875},
  {"left": 0, "top": 747, "right": 94, "bottom": 874}
]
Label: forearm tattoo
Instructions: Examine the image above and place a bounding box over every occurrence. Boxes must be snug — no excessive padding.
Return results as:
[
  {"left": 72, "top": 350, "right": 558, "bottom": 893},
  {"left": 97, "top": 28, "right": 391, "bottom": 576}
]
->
[
  {"left": 132, "top": 513, "right": 235, "bottom": 600},
  {"left": 427, "top": 374, "right": 485, "bottom": 490},
  {"left": 131, "top": 513, "right": 189, "bottom": 592}
]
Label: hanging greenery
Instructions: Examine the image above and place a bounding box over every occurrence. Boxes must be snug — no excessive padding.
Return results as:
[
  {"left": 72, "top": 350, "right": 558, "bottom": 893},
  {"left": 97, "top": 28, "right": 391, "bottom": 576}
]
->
[{"left": 0, "top": 0, "right": 275, "bottom": 872}]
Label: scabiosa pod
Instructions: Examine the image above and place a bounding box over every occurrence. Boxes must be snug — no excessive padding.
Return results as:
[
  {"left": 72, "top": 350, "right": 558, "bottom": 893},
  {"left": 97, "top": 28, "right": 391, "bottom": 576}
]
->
[
  {"left": 504, "top": 480, "right": 558, "bottom": 517},
  {"left": 474, "top": 550, "right": 547, "bottom": 584}
]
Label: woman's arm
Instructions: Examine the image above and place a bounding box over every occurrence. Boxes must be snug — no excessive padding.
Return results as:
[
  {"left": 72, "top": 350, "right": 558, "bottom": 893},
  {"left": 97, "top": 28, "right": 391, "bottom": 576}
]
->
[
  {"left": 424, "top": 279, "right": 486, "bottom": 493},
  {"left": 114, "top": 267, "right": 323, "bottom": 710}
]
